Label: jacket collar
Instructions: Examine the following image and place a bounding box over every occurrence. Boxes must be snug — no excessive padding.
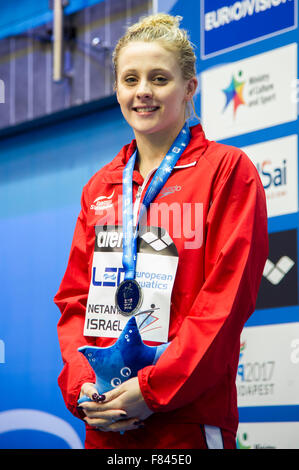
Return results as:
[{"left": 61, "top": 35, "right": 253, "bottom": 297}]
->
[{"left": 101, "top": 123, "right": 209, "bottom": 184}]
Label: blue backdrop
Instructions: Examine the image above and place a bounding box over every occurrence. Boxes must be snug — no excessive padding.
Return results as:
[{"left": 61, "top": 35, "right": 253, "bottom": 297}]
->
[{"left": 0, "top": 105, "right": 133, "bottom": 448}]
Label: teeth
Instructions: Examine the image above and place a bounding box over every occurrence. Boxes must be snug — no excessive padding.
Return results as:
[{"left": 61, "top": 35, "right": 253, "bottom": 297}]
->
[{"left": 135, "top": 107, "right": 157, "bottom": 112}]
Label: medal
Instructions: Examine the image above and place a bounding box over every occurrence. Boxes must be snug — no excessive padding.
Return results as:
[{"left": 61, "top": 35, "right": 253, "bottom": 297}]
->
[
  {"left": 116, "top": 123, "right": 191, "bottom": 317},
  {"left": 115, "top": 279, "right": 143, "bottom": 317}
]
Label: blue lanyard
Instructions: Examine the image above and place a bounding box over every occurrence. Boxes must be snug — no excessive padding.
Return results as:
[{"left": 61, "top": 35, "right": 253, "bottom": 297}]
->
[{"left": 122, "top": 123, "right": 191, "bottom": 280}]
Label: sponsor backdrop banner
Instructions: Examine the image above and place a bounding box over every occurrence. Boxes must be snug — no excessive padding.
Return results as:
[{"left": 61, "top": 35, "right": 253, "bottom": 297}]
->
[
  {"left": 237, "top": 322, "right": 299, "bottom": 407},
  {"left": 201, "top": 43, "right": 298, "bottom": 140},
  {"left": 237, "top": 422, "right": 299, "bottom": 449},
  {"left": 201, "top": 0, "right": 297, "bottom": 59},
  {"left": 158, "top": 0, "right": 298, "bottom": 449},
  {"left": 242, "top": 135, "right": 298, "bottom": 218}
]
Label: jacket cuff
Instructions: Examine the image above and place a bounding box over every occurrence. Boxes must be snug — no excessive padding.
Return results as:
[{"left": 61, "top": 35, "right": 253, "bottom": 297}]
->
[
  {"left": 58, "top": 354, "right": 96, "bottom": 420},
  {"left": 138, "top": 366, "right": 165, "bottom": 413}
]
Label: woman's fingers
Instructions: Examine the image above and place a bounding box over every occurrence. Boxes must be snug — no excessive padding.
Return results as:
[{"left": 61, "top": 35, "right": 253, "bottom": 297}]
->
[
  {"left": 79, "top": 382, "right": 105, "bottom": 402},
  {"left": 84, "top": 416, "right": 145, "bottom": 433},
  {"left": 109, "top": 418, "right": 145, "bottom": 433},
  {"left": 80, "top": 406, "right": 128, "bottom": 421}
]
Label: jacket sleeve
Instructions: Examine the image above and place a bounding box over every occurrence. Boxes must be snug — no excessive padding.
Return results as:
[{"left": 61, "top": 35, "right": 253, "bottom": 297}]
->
[
  {"left": 54, "top": 186, "right": 96, "bottom": 418},
  {"left": 138, "top": 151, "right": 269, "bottom": 413}
]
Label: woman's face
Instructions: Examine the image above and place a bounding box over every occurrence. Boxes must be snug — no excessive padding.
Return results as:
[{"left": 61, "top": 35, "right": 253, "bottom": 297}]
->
[{"left": 115, "top": 41, "right": 197, "bottom": 139}]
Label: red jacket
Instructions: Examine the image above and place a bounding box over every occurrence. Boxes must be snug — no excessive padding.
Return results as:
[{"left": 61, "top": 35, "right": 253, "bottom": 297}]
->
[{"left": 54, "top": 123, "right": 268, "bottom": 448}]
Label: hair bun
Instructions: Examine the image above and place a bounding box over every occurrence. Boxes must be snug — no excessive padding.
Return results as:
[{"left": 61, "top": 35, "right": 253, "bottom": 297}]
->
[{"left": 136, "top": 13, "right": 183, "bottom": 30}]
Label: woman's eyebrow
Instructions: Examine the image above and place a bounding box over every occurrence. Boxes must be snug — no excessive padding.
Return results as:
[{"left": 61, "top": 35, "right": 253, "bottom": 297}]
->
[
  {"left": 121, "top": 67, "right": 171, "bottom": 75},
  {"left": 121, "top": 69, "right": 138, "bottom": 74}
]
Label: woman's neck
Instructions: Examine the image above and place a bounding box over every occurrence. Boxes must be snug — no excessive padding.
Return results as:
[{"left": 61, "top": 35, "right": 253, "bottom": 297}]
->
[
  {"left": 135, "top": 138, "right": 167, "bottom": 178},
  {"left": 135, "top": 122, "right": 185, "bottom": 179}
]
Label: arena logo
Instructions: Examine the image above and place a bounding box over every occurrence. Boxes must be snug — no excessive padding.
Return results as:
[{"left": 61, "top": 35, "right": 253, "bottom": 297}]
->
[
  {"left": 263, "top": 256, "right": 295, "bottom": 285},
  {"left": 96, "top": 230, "right": 123, "bottom": 249},
  {"left": 148, "top": 202, "right": 203, "bottom": 249},
  {"left": 95, "top": 227, "right": 176, "bottom": 252},
  {"left": 94, "top": 200, "right": 204, "bottom": 250},
  {"left": 140, "top": 228, "right": 173, "bottom": 251},
  {"left": 256, "top": 229, "right": 298, "bottom": 310}
]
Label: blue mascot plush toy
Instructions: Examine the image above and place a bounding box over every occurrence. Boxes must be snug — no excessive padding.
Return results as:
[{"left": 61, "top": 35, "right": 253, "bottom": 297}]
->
[{"left": 77, "top": 315, "right": 170, "bottom": 405}]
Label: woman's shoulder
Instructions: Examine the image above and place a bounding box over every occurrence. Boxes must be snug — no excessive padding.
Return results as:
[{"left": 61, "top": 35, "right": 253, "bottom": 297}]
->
[
  {"left": 203, "top": 141, "right": 258, "bottom": 185},
  {"left": 201, "top": 138, "right": 260, "bottom": 193},
  {"left": 83, "top": 143, "right": 132, "bottom": 189},
  {"left": 204, "top": 139, "right": 254, "bottom": 172},
  {"left": 190, "top": 124, "right": 255, "bottom": 175}
]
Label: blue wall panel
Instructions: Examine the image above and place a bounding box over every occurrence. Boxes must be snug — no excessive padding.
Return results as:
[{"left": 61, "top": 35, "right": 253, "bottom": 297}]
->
[
  {"left": 0, "top": 105, "right": 133, "bottom": 448},
  {"left": 0, "top": 0, "right": 105, "bottom": 39}
]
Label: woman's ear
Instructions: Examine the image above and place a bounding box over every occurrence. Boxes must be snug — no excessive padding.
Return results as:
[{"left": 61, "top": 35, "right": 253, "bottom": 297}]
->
[
  {"left": 115, "top": 83, "right": 119, "bottom": 102},
  {"left": 185, "top": 77, "right": 198, "bottom": 102}
]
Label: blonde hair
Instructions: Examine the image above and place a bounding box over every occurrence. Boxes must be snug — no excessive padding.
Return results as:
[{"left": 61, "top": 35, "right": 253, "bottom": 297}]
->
[
  {"left": 112, "top": 13, "right": 198, "bottom": 119},
  {"left": 113, "top": 13, "right": 196, "bottom": 80}
]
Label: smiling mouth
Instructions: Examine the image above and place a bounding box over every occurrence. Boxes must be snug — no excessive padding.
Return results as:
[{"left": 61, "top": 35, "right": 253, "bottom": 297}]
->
[{"left": 133, "top": 106, "right": 160, "bottom": 113}]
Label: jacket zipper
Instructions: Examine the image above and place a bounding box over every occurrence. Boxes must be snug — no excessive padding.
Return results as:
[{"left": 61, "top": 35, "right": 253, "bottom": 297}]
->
[
  {"left": 133, "top": 168, "right": 157, "bottom": 227},
  {"left": 132, "top": 160, "right": 197, "bottom": 226}
]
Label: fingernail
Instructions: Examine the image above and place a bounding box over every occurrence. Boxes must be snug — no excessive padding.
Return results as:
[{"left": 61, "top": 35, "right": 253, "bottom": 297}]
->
[
  {"left": 133, "top": 420, "right": 144, "bottom": 426},
  {"left": 92, "top": 393, "right": 106, "bottom": 402}
]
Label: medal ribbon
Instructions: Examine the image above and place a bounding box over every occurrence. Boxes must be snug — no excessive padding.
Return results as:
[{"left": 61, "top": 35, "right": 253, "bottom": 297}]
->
[{"left": 122, "top": 123, "right": 191, "bottom": 280}]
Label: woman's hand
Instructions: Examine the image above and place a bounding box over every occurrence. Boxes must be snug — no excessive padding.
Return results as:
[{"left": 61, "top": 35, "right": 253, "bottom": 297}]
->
[
  {"left": 99, "top": 377, "right": 153, "bottom": 421},
  {"left": 78, "top": 378, "right": 153, "bottom": 433}
]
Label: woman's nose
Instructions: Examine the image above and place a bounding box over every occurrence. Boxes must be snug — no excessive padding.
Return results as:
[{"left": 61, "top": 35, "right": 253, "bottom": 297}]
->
[{"left": 136, "top": 80, "right": 152, "bottom": 99}]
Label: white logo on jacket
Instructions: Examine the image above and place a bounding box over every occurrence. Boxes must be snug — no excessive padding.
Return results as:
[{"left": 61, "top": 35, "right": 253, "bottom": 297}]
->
[{"left": 90, "top": 191, "right": 115, "bottom": 211}]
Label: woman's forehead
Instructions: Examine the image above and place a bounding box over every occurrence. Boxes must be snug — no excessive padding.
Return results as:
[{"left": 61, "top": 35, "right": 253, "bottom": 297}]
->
[{"left": 117, "top": 41, "right": 179, "bottom": 70}]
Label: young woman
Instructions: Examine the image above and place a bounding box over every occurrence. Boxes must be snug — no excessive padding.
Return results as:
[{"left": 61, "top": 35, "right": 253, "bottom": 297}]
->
[{"left": 54, "top": 13, "right": 268, "bottom": 449}]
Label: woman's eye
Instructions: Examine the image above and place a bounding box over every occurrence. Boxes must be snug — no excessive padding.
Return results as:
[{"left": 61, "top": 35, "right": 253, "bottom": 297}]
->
[
  {"left": 124, "top": 77, "right": 137, "bottom": 84},
  {"left": 153, "top": 76, "right": 168, "bottom": 84}
]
